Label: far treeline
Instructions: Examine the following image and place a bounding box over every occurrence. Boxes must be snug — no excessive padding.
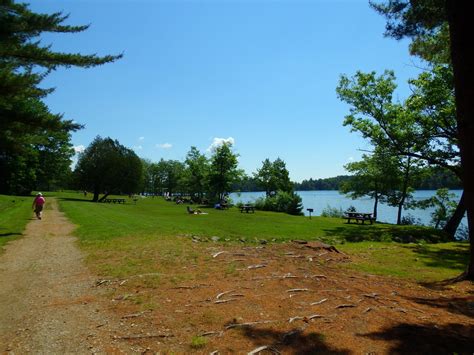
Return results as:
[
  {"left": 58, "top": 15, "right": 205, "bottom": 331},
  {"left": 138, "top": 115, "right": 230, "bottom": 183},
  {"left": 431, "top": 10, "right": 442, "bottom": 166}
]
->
[
  {"left": 234, "top": 168, "right": 461, "bottom": 192},
  {"left": 289, "top": 169, "right": 462, "bottom": 192}
]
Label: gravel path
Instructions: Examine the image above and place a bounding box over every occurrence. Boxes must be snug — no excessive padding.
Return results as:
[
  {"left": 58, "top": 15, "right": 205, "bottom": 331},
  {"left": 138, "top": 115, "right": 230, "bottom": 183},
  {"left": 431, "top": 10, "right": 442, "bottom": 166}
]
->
[{"left": 0, "top": 199, "right": 125, "bottom": 354}]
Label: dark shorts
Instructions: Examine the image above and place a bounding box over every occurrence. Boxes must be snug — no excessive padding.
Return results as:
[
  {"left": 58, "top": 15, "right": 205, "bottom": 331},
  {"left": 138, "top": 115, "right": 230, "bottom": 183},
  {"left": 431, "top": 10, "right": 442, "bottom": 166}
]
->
[{"left": 35, "top": 205, "right": 43, "bottom": 213}]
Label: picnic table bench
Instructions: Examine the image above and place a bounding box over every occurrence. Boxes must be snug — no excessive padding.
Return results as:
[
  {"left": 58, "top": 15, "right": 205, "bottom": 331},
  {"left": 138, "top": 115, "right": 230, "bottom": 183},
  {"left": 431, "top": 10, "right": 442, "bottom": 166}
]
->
[
  {"left": 240, "top": 205, "right": 255, "bottom": 213},
  {"left": 343, "top": 212, "right": 374, "bottom": 224},
  {"left": 103, "top": 198, "right": 126, "bottom": 204}
]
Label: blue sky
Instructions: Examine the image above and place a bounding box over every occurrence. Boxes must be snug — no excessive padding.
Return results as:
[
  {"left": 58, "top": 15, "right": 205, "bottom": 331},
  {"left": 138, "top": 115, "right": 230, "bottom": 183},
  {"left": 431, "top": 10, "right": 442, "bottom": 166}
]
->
[{"left": 29, "top": 0, "right": 421, "bottom": 181}]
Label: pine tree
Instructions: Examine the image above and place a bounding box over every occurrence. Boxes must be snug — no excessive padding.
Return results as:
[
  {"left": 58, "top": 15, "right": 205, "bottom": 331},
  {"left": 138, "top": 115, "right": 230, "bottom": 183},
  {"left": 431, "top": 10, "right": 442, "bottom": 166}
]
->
[{"left": 0, "top": 1, "right": 122, "bottom": 194}]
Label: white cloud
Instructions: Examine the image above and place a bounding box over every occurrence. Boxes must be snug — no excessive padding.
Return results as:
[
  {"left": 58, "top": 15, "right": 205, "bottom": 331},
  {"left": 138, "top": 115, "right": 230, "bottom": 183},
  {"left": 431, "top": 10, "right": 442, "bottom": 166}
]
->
[
  {"left": 134, "top": 145, "right": 143, "bottom": 151},
  {"left": 207, "top": 137, "right": 235, "bottom": 152},
  {"left": 156, "top": 143, "right": 172, "bottom": 149},
  {"left": 74, "top": 145, "right": 85, "bottom": 154},
  {"left": 347, "top": 156, "right": 354, "bottom": 162},
  {"left": 138, "top": 136, "right": 145, "bottom": 141}
]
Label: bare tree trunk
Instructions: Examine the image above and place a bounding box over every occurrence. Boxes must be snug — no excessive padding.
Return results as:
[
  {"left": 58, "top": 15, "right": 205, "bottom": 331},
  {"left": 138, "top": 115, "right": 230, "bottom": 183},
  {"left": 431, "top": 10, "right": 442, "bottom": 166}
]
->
[
  {"left": 443, "top": 191, "right": 466, "bottom": 239},
  {"left": 447, "top": 0, "right": 474, "bottom": 279},
  {"left": 396, "top": 157, "right": 411, "bottom": 225},
  {"left": 373, "top": 194, "right": 379, "bottom": 220}
]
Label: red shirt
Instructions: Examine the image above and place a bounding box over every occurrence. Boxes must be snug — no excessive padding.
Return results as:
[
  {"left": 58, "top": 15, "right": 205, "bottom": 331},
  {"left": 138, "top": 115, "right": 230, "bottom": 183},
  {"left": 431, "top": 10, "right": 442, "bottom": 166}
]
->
[{"left": 35, "top": 196, "right": 45, "bottom": 205}]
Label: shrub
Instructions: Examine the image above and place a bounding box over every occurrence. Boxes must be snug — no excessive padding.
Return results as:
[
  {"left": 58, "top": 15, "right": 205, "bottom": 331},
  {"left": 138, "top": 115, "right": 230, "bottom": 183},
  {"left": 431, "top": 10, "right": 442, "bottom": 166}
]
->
[
  {"left": 254, "top": 190, "right": 303, "bottom": 215},
  {"left": 320, "top": 205, "right": 344, "bottom": 218}
]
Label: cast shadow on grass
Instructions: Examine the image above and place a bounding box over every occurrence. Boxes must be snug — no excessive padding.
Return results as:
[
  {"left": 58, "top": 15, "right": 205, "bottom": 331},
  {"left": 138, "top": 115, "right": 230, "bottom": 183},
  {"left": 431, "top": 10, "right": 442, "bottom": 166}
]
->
[
  {"left": 360, "top": 323, "right": 473, "bottom": 353},
  {"left": 323, "top": 224, "right": 448, "bottom": 243},
  {"left": 58, "top": 197, "right": 95, "bottom": 203},
  {"left": 405, "top": 243, "right": 469, "bottom": 272},
  {"left": 0, "top": 232, "right": 22, "bottom": 237},
  {"left": 238, "top": 325, "right": 350, "bottom": 354}
]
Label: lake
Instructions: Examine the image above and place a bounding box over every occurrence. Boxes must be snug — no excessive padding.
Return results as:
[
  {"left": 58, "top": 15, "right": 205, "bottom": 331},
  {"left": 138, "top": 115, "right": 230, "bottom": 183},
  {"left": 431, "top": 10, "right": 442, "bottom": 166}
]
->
[{"left": 230, "top": 190, "right": 466, "bottom": 228}]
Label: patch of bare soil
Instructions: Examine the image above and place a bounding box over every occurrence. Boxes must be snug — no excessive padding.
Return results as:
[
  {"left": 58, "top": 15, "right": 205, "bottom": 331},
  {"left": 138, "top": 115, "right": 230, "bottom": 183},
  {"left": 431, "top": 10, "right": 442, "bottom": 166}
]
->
[
  {"left": 1, "top": 201, "right": 473, "bottom": 354},
  {"left": 0, "top": 199, "right": 129, "bottom": 353},
  {"left": 100, "top": 239, "right": 474, "bottom": 354}
]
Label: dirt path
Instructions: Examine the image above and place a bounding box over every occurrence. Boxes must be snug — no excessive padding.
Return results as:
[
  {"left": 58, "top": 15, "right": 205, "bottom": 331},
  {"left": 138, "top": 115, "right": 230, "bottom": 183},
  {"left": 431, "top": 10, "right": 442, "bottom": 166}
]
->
[{"left": 0, "top": 199, "right": 125, "bottom": 353}]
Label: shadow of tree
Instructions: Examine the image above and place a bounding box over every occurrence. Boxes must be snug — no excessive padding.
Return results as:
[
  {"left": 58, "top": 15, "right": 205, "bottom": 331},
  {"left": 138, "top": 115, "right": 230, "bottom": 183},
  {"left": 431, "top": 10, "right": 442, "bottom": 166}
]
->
[
  {"left": 237, "top": 325, "right": 351, "bottom": 354},
  {"left": 0, "top": 232, "right": 22, "bottom": 237},
  {"left": 361, "top": 323, "right": 473, "bottom": 354},
  {"left": 405, "top": 243, "right": 469, "bottom": 271},
  {"left": 58, "top": 197, "right": 94, "bottom": 203},
  {"left": 402, "top": 294, "right": 474, "bottom": 319},
  {"left": 323, "top": 224, "right": 448, "bottom": 243}
]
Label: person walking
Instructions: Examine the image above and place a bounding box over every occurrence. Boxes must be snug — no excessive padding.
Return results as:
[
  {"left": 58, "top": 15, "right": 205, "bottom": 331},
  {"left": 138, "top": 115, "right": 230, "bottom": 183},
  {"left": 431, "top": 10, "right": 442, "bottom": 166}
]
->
[{"left": 32, "top": 193, "right": 46, "bottom": 220}]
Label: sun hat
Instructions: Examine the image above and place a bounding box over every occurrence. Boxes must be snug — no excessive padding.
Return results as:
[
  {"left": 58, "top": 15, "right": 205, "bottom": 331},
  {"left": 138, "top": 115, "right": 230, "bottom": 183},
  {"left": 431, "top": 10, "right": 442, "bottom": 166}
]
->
[{"left": 37, "top": 192, "right": 42, "bottom": 196}]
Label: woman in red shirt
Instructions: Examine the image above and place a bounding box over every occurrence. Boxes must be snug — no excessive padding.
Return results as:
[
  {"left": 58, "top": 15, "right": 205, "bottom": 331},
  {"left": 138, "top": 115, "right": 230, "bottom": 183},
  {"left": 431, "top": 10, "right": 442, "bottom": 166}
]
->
[{"left": 32, "top": 193, "right": 46, "bottom": 220}]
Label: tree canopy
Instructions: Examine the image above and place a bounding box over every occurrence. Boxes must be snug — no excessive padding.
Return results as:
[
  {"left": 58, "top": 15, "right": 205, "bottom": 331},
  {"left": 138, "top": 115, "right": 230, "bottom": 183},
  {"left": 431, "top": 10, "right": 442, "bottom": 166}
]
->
[
  {"left": 74, "top": 137, "right": 142, "bottom": 202},
  {"left": 0, "top": 1, "right": 122, "bottom": 195}
]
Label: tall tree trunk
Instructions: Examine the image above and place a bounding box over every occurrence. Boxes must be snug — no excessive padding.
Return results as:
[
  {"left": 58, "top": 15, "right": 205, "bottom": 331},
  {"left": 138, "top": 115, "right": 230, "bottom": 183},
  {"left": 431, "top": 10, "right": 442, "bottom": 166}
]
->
[
  {"left": 443, "top": 191, "right": 466, "bottom": 239},
  {"left": 447, "top": 1, "right": 474, "bottom": 279},
  {"left": 373, "top": 194, "right": 379, "bottom": 220},
  {"left": 92, "top": 191, "right": 99, "bottom": 202},
  {"left": 396, "top": 157, "right": 411, "bottom": 225}
]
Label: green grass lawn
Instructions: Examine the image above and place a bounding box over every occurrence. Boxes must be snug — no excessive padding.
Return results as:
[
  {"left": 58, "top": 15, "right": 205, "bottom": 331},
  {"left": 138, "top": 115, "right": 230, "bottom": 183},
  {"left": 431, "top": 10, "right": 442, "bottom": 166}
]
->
[
  {"left": 0, "top": 194, "right": 34, "bottom": 250},
  {"left": 54, "top": 191, "right": 469, "bottom": 282}
]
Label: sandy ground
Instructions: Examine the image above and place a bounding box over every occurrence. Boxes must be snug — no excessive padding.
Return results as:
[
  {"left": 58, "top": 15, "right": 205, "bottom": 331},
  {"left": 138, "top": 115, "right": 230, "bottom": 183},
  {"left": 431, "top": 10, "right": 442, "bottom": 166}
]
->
[{"left": 0, "top": 199, "right": 473, "bottom": 354}]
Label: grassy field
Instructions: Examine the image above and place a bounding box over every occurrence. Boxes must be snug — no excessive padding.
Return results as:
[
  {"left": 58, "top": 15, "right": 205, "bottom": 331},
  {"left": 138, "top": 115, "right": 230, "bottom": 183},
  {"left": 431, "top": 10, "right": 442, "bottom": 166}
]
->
[
  {"left": 55, "top": 191, "right": 469, "bottom": 282},
  {"left": 0, "top": 194, "right": 34, "bottom": 250}
]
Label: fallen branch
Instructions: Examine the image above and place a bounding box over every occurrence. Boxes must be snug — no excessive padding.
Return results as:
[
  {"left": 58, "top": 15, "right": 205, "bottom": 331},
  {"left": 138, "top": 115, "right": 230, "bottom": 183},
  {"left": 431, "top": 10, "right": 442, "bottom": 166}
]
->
[
  {"left": 287, "top": 288, "right": 310, "bottom": 293},
  {"left": 363, "top": 307, "right": 372, "bottom": 313},
  {"left": 114, "top": 333, "right": 173, "bottom": 340},
  {"left": 308, "top": 314, "right": 322, "bottom": 320},
  {"left": 225, "top": 320, "right": 275, "bottom": 330},
  {"left": 172, "top": 284, "right": 211, "bottom": 290},
  {"left": 310, "top": 275, "right": 327, "bottom": 279},
  {"left": 94, "top": 279, "right": 109, "bottom": 287},
  {"left": 215, "top": 299, "right": 237, "bottom": 304},
  {"left": 310, "top": 298, "right": 328, "bottom": 305},
  {"left": 212, "top": 251, "right": 227, "bottom": 258},
  {"left": 363, "top": 293, "right": 378, "bottom": 299},
  {"left": 248, "top": 345, "right": 281, "bottom": 355},
  {"left": 216, "top": 290, "right": 236, "bottom": 300},
  {"left": 121, "top": 311, "right": 149, "bottom": 319},
  {"left": 336, "top": 304, "right": 356, "bottom": 309},
  {"left": 288, "top": 316, "right": 304, "bottom": 323},
  {"left": 247, "top": 264, "right": 267, "bottom": 269},
  {"left": 201, "top": 331, "right": 224, "bottom": 337}
]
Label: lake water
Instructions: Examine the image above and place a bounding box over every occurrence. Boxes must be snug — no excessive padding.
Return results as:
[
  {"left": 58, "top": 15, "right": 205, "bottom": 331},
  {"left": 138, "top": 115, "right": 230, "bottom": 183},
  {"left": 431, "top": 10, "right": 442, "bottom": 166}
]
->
[{"left": 230, "top": 190, "right": 466, "bottom": 227}]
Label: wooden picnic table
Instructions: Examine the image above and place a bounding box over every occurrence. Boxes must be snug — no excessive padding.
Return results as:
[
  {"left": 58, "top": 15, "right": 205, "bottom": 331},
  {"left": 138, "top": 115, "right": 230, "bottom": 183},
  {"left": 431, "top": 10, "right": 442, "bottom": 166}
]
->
[
  {"left": 103, "top": 198, "right": 126, "bottom": 204},
  {"left": 240, "top": 205, "right": 255, "bottom": 213},
  {"left": 343, "top": 211, "right": 374, "bottom": 224}
]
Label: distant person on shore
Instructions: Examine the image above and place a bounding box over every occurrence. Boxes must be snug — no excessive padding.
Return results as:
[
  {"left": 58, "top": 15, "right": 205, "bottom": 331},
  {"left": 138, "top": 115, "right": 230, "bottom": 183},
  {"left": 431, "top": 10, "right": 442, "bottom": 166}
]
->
[{"left": 32, "top": 193, "right": 46, "bottom": 220}]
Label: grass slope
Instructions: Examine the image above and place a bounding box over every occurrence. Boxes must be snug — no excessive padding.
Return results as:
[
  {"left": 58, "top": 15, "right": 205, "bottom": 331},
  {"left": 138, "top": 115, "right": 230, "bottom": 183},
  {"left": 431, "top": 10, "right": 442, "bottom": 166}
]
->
[{"left": 56, "top": 192, "right": 468, "bottom": 281}]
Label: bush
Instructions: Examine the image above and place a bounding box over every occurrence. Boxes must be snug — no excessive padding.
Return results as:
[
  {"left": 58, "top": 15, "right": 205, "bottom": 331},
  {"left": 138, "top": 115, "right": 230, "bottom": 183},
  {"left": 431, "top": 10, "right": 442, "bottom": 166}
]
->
[
  {"left": 400, "top": 214, "right": 422, "bottom": 226},
  {"left": 254, "top": 190, "right": 303, "bottom": 215},
  {"left": 320, "top": 205, "right": 344, "bottom": 218}
]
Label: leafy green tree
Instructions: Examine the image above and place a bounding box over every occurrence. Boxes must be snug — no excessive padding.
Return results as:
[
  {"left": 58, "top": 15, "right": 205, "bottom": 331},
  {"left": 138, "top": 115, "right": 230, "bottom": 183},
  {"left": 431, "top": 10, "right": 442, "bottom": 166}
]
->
[
  {"left": 74, "top": 137, "right": 142, "bottom": 202},
  {"left": 255, "top": 158, "right": 293, "bottom": 197},
  {"left": 341, "top": 148, "right": 400, "bottom": 220},
  {"left": 182, "top": 147, "right": 209, "bottom": 201},
  {"left": 337, "top": 68, "right": 464, "bottom": 231},
  {"left": 0, "top": 1, "right": 121, "bottom": 194},
  {"left": 410, "top": 188, "right": 458, "bottom": 229},
  {"left": 156, "top": 159, "right": 185, "bottom": 196},
  {"left": 208, "top": 143, "right": 242, "bottom": 202},
  {"left": 371, "top": 0, "right": 474, "bottom": 280}
]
